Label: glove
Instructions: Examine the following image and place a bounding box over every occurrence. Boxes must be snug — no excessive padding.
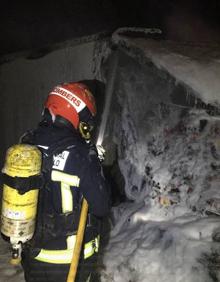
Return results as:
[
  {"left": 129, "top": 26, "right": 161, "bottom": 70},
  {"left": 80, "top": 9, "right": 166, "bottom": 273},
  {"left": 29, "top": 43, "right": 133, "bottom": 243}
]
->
[{"left": 96, "top": 145, "right": 106, "bottom": 162}]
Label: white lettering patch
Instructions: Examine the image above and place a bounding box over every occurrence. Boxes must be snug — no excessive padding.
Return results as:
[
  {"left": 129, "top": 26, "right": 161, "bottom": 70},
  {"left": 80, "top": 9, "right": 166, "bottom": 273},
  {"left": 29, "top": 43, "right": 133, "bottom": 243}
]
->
[
  {"left": 50, "top": 86, "right": 86, "bottom": 113},
  {"left": 53, "top": 151, "right": 69, "bottom": 171}
]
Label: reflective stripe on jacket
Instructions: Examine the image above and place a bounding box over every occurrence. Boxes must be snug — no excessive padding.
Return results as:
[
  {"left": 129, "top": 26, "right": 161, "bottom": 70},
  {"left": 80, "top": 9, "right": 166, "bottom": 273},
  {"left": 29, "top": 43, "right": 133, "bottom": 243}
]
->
[{"left": 35, "top": 235, "right": 100, "bottom": 263}]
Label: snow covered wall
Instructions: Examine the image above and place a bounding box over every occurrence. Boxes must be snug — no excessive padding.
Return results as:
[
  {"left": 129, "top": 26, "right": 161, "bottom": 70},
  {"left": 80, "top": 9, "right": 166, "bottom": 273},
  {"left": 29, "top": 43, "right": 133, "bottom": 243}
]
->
[{"left": 101, "top": 39, "right": 220, "bottom": 282}]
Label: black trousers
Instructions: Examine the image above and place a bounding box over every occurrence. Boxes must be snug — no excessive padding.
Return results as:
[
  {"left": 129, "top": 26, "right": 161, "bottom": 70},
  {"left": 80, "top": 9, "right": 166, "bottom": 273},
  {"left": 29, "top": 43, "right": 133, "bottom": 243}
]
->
[{"left": 21, "top": 250, "right": 98, "bottom": 282}]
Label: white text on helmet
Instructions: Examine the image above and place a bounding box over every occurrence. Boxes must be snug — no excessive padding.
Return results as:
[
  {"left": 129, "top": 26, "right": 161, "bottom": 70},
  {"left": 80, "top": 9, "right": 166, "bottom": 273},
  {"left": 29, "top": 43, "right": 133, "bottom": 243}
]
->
[
  {"left": 50, "top": 87, "right": 86, "bottom": 113},
  {"left": 54, "top": 87, "right": 81, "bottom": 107}
]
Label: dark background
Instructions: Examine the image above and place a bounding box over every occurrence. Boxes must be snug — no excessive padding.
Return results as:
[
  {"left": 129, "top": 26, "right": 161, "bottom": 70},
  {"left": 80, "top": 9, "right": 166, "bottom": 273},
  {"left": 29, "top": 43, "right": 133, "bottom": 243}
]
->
[{"left": 1, "top": 0, "right": 220, "bottom": 57}]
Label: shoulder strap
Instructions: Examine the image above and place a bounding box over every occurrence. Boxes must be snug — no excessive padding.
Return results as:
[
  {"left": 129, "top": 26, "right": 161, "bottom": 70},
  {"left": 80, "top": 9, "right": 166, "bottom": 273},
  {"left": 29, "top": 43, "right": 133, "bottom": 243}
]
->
[
  {"left": 20, "top": 130, "right": 35, "bottom": 144},
  {"left": 47, "top": 137, "right": 77, "bottom": 156}
]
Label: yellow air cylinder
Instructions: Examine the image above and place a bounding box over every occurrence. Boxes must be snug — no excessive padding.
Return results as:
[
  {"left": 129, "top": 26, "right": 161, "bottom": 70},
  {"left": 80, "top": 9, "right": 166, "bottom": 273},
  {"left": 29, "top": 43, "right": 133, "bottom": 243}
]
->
[{"left": 1, "top": 144, "right": 42, "bottom": 247}]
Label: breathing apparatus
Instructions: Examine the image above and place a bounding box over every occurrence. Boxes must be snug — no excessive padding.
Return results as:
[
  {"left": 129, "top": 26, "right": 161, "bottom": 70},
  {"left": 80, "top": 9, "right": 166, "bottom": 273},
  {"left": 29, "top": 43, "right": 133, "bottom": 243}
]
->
[{"left": 1, "top": 144, "right": 42, "bottom": 264}]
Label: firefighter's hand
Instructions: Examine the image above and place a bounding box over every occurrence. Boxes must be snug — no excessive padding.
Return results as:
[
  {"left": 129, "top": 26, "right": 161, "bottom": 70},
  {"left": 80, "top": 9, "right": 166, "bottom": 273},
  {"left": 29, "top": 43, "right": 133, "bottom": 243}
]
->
[{"left": 96, "top": 145, "right": 106, "bottom": 162}]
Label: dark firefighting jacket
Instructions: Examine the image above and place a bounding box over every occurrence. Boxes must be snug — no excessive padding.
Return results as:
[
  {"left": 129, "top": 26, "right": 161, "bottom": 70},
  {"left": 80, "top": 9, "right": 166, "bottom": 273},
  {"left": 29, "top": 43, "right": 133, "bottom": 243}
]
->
[{"left": 21, "top": 121, "right": 111, "bottom": 263}]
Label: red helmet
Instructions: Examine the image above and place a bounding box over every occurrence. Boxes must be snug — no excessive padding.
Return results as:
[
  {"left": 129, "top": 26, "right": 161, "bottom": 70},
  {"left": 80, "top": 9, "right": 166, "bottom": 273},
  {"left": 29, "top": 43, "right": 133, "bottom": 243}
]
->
[{"left": 45, "top": 82, "right": 96, "bottom": 129}]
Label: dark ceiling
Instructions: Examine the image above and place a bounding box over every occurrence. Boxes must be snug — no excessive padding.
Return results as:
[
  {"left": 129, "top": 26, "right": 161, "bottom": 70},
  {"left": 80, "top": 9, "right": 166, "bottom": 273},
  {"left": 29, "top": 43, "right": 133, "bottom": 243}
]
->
[
  {"left": 0, "top": 1, "right": 119, "bottom": 57},
  {"left": 0, "top": 0, "right": 220, "bottom": 58}
]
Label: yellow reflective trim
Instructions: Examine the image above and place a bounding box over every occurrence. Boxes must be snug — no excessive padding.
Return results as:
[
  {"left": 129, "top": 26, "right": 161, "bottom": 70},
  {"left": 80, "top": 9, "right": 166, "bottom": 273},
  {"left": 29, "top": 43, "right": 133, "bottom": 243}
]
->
[
  {"left": 35, "top": 248, "right": 74, "bottom": 264},
  {"left": 84, "top": 235, "right": 100, "bottom": 259},
  {"left": 95, "top": 235, "right": 100, "bottom": 252},
  {"left": 51, "top": 170, "right": 80, "bottom": 187},
  {"left": 35, "top": 236, "right": 100, "bottom": 263},
  {"left": 84, "top": 242, "right": 95, "bottom": 259},
  {"left": 61, "top": 183, "right": 73, "bottom": 213},
  {"left": 66, "top": 234, "right": 76, "bottom": 250}
]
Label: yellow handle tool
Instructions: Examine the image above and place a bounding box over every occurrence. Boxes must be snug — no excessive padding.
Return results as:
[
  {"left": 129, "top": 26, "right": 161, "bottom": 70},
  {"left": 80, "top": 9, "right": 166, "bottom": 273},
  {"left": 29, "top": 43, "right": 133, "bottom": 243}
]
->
[{"left": 67, "top": 198, "right": 89, "bottom": 282}]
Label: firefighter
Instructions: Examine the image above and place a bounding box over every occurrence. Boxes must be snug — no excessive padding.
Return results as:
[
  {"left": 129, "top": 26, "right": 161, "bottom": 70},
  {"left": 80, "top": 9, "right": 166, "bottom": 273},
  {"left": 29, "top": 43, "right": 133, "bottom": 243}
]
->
[{"left": 19, "top": 82, "right": 111, "bottom": 281}]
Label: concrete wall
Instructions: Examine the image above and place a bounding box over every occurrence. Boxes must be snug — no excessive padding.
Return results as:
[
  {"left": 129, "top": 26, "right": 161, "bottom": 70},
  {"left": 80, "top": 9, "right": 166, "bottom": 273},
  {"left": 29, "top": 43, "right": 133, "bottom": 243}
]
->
[{"left": 0, "top": 41, "right": 96, "bottom": 166}]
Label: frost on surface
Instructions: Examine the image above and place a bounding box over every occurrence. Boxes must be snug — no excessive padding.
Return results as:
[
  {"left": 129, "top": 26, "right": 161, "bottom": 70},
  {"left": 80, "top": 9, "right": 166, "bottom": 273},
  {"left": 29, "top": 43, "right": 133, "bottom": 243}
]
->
[
  {"left": 102, "top": 51, "right": 220, "bottom": 282},
  {"left": 112, "top": 33, "right": 220, "bottom": 107}
]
